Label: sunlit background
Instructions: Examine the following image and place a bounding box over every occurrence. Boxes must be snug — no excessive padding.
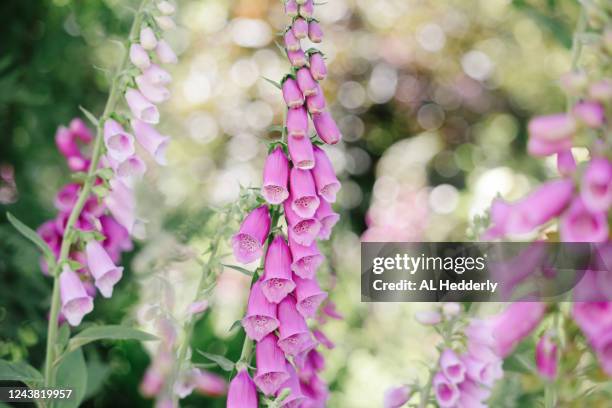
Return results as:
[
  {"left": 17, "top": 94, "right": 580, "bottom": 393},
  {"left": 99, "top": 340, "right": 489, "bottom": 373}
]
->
[{"left": 0, "top": 0, "right": 583, "bottom": 406}]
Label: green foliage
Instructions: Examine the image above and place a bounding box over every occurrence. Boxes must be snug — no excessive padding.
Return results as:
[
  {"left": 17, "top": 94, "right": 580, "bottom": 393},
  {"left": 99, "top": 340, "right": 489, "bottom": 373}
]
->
[
  {"left": 66, "top": 325, "right": 156, "bottom": 353},
  {"left": 6, "top": 212, "right": 56, "bottom": 269},
  {"left": 0, "top": 359, "right": 43, "bottom": 385},
  {"left": 55, "top": 349, "right": 87, "bottom": 408}
]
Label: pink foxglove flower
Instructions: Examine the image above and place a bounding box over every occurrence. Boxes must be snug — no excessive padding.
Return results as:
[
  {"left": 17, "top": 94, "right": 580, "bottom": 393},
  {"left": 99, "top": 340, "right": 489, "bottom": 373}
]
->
[
  {"left": 130, "top": 44, "right": 150, "bottom": 69},
  {"left": 491, "top": 302, "right": 546, "bottom": 357},
  {"left": 143, "top": 64, "right": 172, "bottom": 85},
  {"left": 285, "top": 0, "right": 298, "bottom": 17},
  {"left": 314, "top": 199, "right": 339, "bottom": 240},
  {"left": 103, "top": 119, "right": 135, "bottom": 162},
  {"left": 242, "top": 280, "right": 279, "bottom": 341},
  {"left": 292, "top": 17, "right": 308, "bottom": 39},
  {"left": 296, "top": 67, "right": 318, "bottom": 96},
  {"left": 131, "top": 119, "right": 170, "bottom": 165},
  {"left": 125, "top": 88, "right": 160, "bottom": 124},
  {"left": 312, "top": 111, "right": 341, "bottom": 145},
  {"left": 287, "top": 106, "right": 309, "bottom": 138},
  {"left": 288, "top": 132, "right": 315, "bottom": 170},
  {"left": 54, "top": 183, "right": 80, "bottom": 212},
  {"left": 581, "top": 157, "right": 612, "bottom": 212},
  {"left": 156, "top": 39, "right": 178, "bottom": 64},
  {"left": 288, "top": 233, "right": 323, "bottom": 279},
  {"left": 573, "top": 100, "right": 605, "bottom": 128},
  {"left": 383, "top": 385, "right": 412, "bottom": 408},
  {"left": 309, "top": 52, "right": 327, "bottom": 81},
  {"left": 308, "top": 20, "right": 323, "bottom": 43},
  {"left": 254, "top": 333, "right": 290, "bottom": 395},
  {"left": 277, "top": 296, "right": 312, "bottom": 356},
  {"left": 59, "top": 266, "right": 94, "bottom": 326},
  {"left": 535, "top": 333, "right": 558, "bottom": 380},
  {"left": 140, "top": 27, "right": 158, "bottom": 50},
  {"left": 232, "top": 206, "right": 271, "bottom": 264},
  {"left": 282, "top": 78, "right": 304, "bottom": 109},
  {"left": 227, "top": 370, "right": 258, "bottom": 408},
  {"left": 439, "top": 349, "right": 466, "bottom": 384},
  {"left": 104, "top": 179, "right": 137, "bottom": 235},
  {"left": 262, "top": 147, "right": 290, "bottom": 204},
  {"left": 276, "top": 362, "right": 307, "bottom": 406},
  {"left": 135, "top": 75, "right": 170, "bottom": 104},
  {"left": 85, "top": 240, "right": 124, "bottom": 298},
  {"left": 306, "top": 85, "right": 326, "bottom": 114},
  {"left": 312, "top": 146, "right": 341, "bottom": 202},
  {"left": 284, "top": 198, "right": 321, "bottom": 246},
  {"left": 284, "top": 29, "right": 301, "bottom": 52},
  {"left": 527, "top": 114, "right": 576, "bottom": 156},
  {"left": 560, "top": 198, "right": 609, "bottom": 242},
  {"left": 55, "top": 126, "right": 81, "bottom": 158},
  {"left": 112, "top": 155, "right": 147, "bottom": 185},
  {"left": 299, "top": 0, "right": 314, "bottom": 18},
  {"left": 194, "top": 370, "right": 226, "bottom": 397},
  {"left": 433, "top": 372, "right": 460, "bottom": 408},
  {"left": 557, "top": 150, "right": 576, "bottom": 176},
  {"left": 261, "top": 236, "right": 296, "bottom": 304},
  {"left": 287, "top": 49, "right": 307, "bottom": 67},
  {"left": 155, "top": 16, "right": 176, "bottom": 31},
  {"left": 293, "top": 275, "right": 327, "bottom": 319},
  {"left": 290, "top": 168, "right": 320, "bottom": 218}
]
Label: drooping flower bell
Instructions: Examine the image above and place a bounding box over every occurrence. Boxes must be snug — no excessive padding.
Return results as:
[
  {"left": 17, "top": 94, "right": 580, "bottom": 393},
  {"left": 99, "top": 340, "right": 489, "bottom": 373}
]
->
[
  {"left": 260, "top": 236, "right": 296, "bottom": 304},
  {"left": 232, "top": 206, "right": 271, "bottom": 264},
  {"left": 254, "top": 333, "right": 290, "bottom": 395},
  {"left": 277, "top": 296, "right": 312, "bottom": 356},
  {"left": 85, "top": 240, "right": 124, "bottom": 298},
  {"left": 535, "top": 333, "right": 558, "bottom": 381},
  {"left": 227, "top": 370, "right": 258, "bottom": 408},
  {"left": 290, "top": 168, "right": 320, "bottom": 218},
  {"left": 59, "top": 266, "right": 94, "bottom": 326},
  {"left": 242, "top": 280, "right": 279, "bottom": 341},
  {"left": 262, "top": 147, "right": 290, "bottom": 205}
]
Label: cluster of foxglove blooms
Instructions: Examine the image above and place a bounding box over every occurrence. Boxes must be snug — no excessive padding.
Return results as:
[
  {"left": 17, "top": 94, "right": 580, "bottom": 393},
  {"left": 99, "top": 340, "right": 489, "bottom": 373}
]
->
[
  {"left": 36, "top": 0, "right": 178, "bottom": 327},
  {"left": 227, "top": 1, "right": 342, "bottom": 407}
]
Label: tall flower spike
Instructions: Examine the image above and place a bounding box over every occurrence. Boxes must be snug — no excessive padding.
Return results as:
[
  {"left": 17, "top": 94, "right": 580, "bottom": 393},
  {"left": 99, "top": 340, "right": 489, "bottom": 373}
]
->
[
  {"left": 232, "top": 206, "right": 271, "bottom": 264},
  {"left": 293, "top": 275, "right": 328, "bottom": 319},
  {"left": 59, "top": 266, "right": 94, "bottom": 326},
  {"left": 227, "top": 370, "right": 258, "bottom": 408},
  {"left": 261, "top": 236, "right": 296, "bottom": 304},
  {"left": 312, "top": 146, "right": 341, "bottom": 202},
  {"left": 288, "top": 232, "right": 323, "bottom": 279},
  {"left": 262, "top": 147, "right": 290, "bottom": 205},
  {"left": 103, "top": 119, "right": 135, "bottom": 162},
  {"left": 284, "top": 198, "right": 321, "bottom": 246},
  {"left": 288, "top": 132, "right": 315, "bottom": 170},
  {"left": 254, "top": 333, "right": 290, "bottom": 395},
  {"left": 242, "top": 280, "right": 279, "bottom": 341},
  {"left": 131, "top": 119, "right": 170, "bottom": 165},
  {"left": 85, "top": 240, "right": 124, "bottom": 298},
  {"left": 290, "top": 168, "right": 320, "bottom": 218},
  {"left": 277, "top": 296, "right": 312, "bottom": 356}
]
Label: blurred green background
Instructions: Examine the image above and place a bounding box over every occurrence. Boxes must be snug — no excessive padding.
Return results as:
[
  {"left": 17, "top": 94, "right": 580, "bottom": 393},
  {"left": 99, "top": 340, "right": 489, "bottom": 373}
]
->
[{"left": 0, "top": 0, "right": 586, "bottom": 406}]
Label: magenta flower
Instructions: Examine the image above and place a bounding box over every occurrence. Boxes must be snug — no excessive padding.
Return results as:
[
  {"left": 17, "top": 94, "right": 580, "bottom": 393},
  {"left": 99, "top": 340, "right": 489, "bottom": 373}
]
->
[
  {"left": 288, "top": 132, "right": 315, "bottom": 170},
  {"left": 491, "top": 302, "right": 546, "bottom": 357},
  {"left": 55, "top": 126, "right": 81, "bottom": 158},
  {"left": 573, "top": 100, "right": 605, "bottom": 128},
  {"left": 306, "top": 85, "right": 326, "bottom": 114},
  {"left": 276, "top": 362, "right": 307, "bottom": 407},
  {"left": 312, "top": 146, "right": 341, "bottom": 202},
  {"left": 284, "top": 29, "right": 301, "bottom": 52},
  {"left": 227, "top": 369, "right": 258, "bottom": 408},
  {"left": 296, "top": 67, "right": 318, "bottom": 96},
  {"left": 59, "top": 266, "right": 94, "bottom": 326},
  {"left": 433, "top": 372, "right": 460, "bottom": 408},
  {"left": 135, "top": 75, "right": 170, "bottom": 104},
  {"left": 193, "top": 370, "right": 227, "bottom": 397},
  {"left": 262, "top": 147, "right": 290, "bottom": 204},
  {"left": 314, "top": 199, "right": 339, "bottom": 240},
  {"left": 293, "top": 275, "right": 327, "bottom": 318},
  {"left": 535, "top": 333, "right": 558, "bottom": 381},
  {"left": 285, "top": 0, "right": 298, "bottom": 17},
  {"left": 103, "top": 119, "right": 135, "bottom": 162},
  {"left": 581, "top": 158, "right": 612, "bottom": 212},
  {"left": 54, "top": 183, "right": 80, "bottom": 212},
  {"left": 287, "top": 106, "right": 309, "bottom": 138},
  {"left": 557, "top": 150, "right": 576, "bottom": 176},
  {"left": 282, "top": 78, "right": 305, "bottom": 109},
  {"left": 254, "top": 333, "right": 290, "bottom": 395},
  {"left": 309, "top": 52, "right": 327, "bottom": 81},
  {"left": 292, "top": 17, "right": 308, "bottom": 39},
  {"left": 125, "top": 88, "right": 160, "bottom": 124},
  {"left": 560, "top": 198, "right": 609, "bottom": 242},
  {"left": 156, "top": 39, "right": 178, "bottom": 64},
  {"left": 308, "top": 21, "right": 323, "bottom": 43},
  {"left": 287, "top": 49, "right": 307, "bottom": 67},
  {"left": 261, "top": 236, "right": 296, "bottom": 304},
  {"left": 69, "top": 118, "right": 93, "bottom": 142},
  {"left": 439, "top": 349, "right": 466, "bottom": 384},
  {"left": 140, "top": 26, "right": 157, "bottom": 50},
  {"left": 290, "top": 168, "right": 320, "bottom": 218},
  {"left": 527, "top": 114, "right": 576, "bottom": 156},
  {"left": 313, "top": 329, "right": 335, "bottom": 349},
  {"left": 232, "top": 206, "right": 271, "bottom": 264},
  {"left": 383, "top": 385, "right": 412, "bottom": 408},
  {"left": 85, "top": 240, "right": 124, "bottom": 298},
  {"left": 130, "top": 44, "right": 150, "bottom": 69},
  {"left": 104, "top": 179, "right": 137, "bottom": 235},
  {"left": 312, "top": 111, "right": 341, "bottom": 145},
  {"left": 131, "top": 119, "right": 170, "bottom": 165},
  {"left": 284, "top": 198, "right": 321, "bottom": 246},
  {"left": 242, "top": 280, "right": 279, "bottom": 341},
  {"left": 299, "top": 0, "right": 314, "bottom": 18},
  {"left": 572, "top": 302, "right": 612, "bottom": 341},
  {"left": 288, "top": 233, "right": 323, "bottom": 279},
  {"left": 277, "top": 296, "right": 312, "bottom": 356}
]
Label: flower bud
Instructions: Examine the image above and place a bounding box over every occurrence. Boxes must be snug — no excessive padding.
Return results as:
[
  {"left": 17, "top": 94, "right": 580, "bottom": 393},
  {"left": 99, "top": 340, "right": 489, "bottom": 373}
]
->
[
  {"left": 227, "top": 370, "right": 257, "bottom": 408},
  {"left": 292, "top": 17, "right": 308, "bottom": 39},
  {"left": 140, "top": 27, "right": 157, "bottom": 50},
  {"left": 312, "top": 146, "right": 340, "bottom": 202},
  {"left": 287, "top": 49, "right": 307, "bottom": 67},
  {"left": 309, "top": 52, "right": 327, "bottom": 81},
  {"left": 288, "top": 133, "right": 315, "bottom": 170},
  {"left": 312, "top": 111, "right": 341, "bottom": 144},
  {"left": 556, "top": 150, "right": 576, "bottom": 176},
  {"left": 144, "top": 64, "right": 172, "bottom": 85},
  {"left": 306, "top": 85, "right": 326, "bottom": 114},
  {"left": 290, "top": 168, "right": 320, "bottom": 218},
  {"left": 308, "top": 20, "right": 324, "bottom": 43},
  {"left": 263, "top": 147, "right": 290, "bottom": 204},
  {"left": 130, "top": 44, "right": 151, "bottom": 70},
  {"left": 231, "top": 206, "right": 271, "bottom": 264},
  {"left": 282, "top": 78, "right": 304, "bottom": 109},
  {"left": 415, "top": 310, "right": 441, "bottom": 325},
  {"left": 286, "top": 106, "right": 308, "bottom": 138},
  {"left": 157, "top": 1, "right": 176, "bottom": 15},
  {"left": 156, "top": 39, "right": 178, "bottom": 64},
  {"left": 284, "top": 29, "right": 301, "bottom": 52},
  {"left": 155, "top": 16, "right": 176, "bottom": 31},
  {"left": 535, "top": 333, "right": 558, "bottom": 381},
  {"left": 384, "top": 385, "right": 412, "bottom": 408},
  {"left": 285, "top": 0, "right": 298, "bottom": 17},
  {"left": 299, "top": 0, "right": 314, "bottom": 18},
  {"left": 296, "top": 67, "right": 318, "bottom": 96}
]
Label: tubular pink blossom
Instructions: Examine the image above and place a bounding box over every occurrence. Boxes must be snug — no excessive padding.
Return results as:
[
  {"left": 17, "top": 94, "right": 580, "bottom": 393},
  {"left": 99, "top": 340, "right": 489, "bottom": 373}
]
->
[
  {"left": 313, "top": 329, "right": 335, "bottom": 349},
  {"left": 194, "top": 370, "right": 227, "bottom": 397},
  {"left": 589, "top": 79, "right": 612, "bottom": 101},
  {"left": 67, "top": 156, "right": 89, "bottom": 172},
  {"left": 457, "top": 380, "right": 490, "bottom": 407},
  {"left": 286, "top": 107, "right": 308, "bottom": 138},
  {"left": 261, "top": 236, "right": 296, "bottom": 304},
  {"left": 136, "top": 75, "right": 170, "bottom": 104},
  {"left": 131, "top": 119, "right": 170, "bottom": 165},
  {"left": 309, "top": 52, "right": 327, "bottom": 81},
  {"left": 254, "top": 333, "right": 290, "bottom": 395},
  {"left": 242, "top": 280, "right": 279, "bottom": 341},
  {"left": 285, "top": 0, "right": 298, "bottom": 17},
  {"left": 439, "top": 349, "right": 466, "bottom": 384},
  {"left": 491, "top": 302, "right": 546, "bottom": 357},
  {"left": 287, "top": 49, "right": 307, "bottom": 68},
  {"left": 55, "top": 126, "right": 80, "bottom": 158},
  {"left": 69, "top": 118, "right": 93, "bottom": 142},
  {"left": 85, "top": 240, "right": 124, "bottom": 298},
  {"left": 314, "top": 199, "right": 339, "bottom": 240},
  {"left": 227, "top": 370, "right": 258, "bottom": 408},
  {"left": 312, "top": 111, "right": 341, "bottom": 145},
  {"left": 306, "top": 85, "right": 326, "bottom": 114},
  {"left": 284, "top": 198, "right": 321, "bottom": 246},
  {"left": 277, "top": 296, "right": 312, "bottom": 356},
  {"left": 299, "top": 0, "right": 314, "bottom": 18},
  {"left": 282, "top": 78, "right": 305, "bottom": 109},
  {"left": 383, "top": 386, "right": 412, "bottom": 408},
  {"left": 232, "top": 206, "right": 271, "bottom": 264},
  {"left": 312, "top": 146, "right": 341, "bottom": 202},
  {"left": 535, "top": 333, "right": 558, "bottom": 380},
  {"left": 557, "top": 150, "right": 576, "bottom": 176},
  {"left": 572, "top": 302, "right": 612, "bottom": 341},
  {"left": 433, "top": 372, "right": 460, "bottom": 408},
  {"left": 140, "top": 27, "right": 157, "bottom": 50},
  {"left": 113, "top": 155, "right": 147, "bottom": 185},
  {"left": 573, "top": 101, "right": 605, "bottom": 128},
  {"left": 104, "top": 179, "right": 137, "bottom": 235},
  {"left": 103, "top": 119, "right": 135, "bottom": 162},
  {"left": 144, "top": 64, "right": 172, "bottom": 85},
  {"left": 527, "top": 114, "right": 576, "bottom": 156},
  {"left": 59, "top": 266, "right": 94, "bottom": 326},
  {"left": 156, "top": 39, "right": 178, "bottom": 64},
  {"left": 276, "top": 362, "right": 307, "bottom": 407},
  {"left": 308, "top": 21, "right": 323, "bottom": 43},
  {"left": 293, "top": 275, "right": 327, "bottom": 319},
  {"left": 581, "top": 158, "right": 612, "bottom": 212},
  {"left": 288, "top": 133, "right": 315, "bottom": 170},
  {"left": 54, "top": 183, "right": 80, "bottom": 212},
  {"left": 288, "top": 233, "right": 323, "bottom": 279},
  {"left": 462, "top": 355, "right": 503, "bottom": 388},
  {"left": 559, "top": 198, "right": 609, "bottom": 243},
  {"left": 292, "top": 17, "right": 308, "bottom": 39},
  {"left": 125, "top": 88, "right": 160, "bottom": 124},
  {"left": 296, "top": 67, "right": 318, "bottom": 97},
  {"left": 130, "top": 44, "right": 150, "bottom": 69},
  {"left": 290, "top": 168, "right": 320, "bottom": 218},
  {"left": 155, "top": 15, "right": 176, "bottom": 31},
  {"left": 263, "top": 147, "right": 290, "bottom": 204},
  {"left": 284, "top": 29, "right": 301, "bottom": 52}
]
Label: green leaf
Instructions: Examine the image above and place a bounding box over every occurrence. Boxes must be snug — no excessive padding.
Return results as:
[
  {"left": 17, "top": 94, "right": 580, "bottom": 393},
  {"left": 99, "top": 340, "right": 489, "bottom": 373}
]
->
[
  {"left": 66, "top": 325, "right": 157, "bottom": 352},
  {"left": 262, "top": 76, "right": 282, "bottom": 90},
  {"left": 84, "top": 359, "right": 112, "bottom": 400},
  {"left": 0, "top": 360, "right": 43, "bottom": 384},
  {"left": 6, "top": 212, "right": 55, "bottom": 267},
  {"left": 92, "top": 185, "right": 109, "bottom": 198},
  {"left": 55, "top": 349, "right": 87, "bottom": 408},
  {"left": 96, "top": 168, "right": 114, "bottom": 181},
  {"left": 228, "top": 319, "right": 242, "bottom": 332},
  {"left": 222, "top": 264, "right": 254, "bottom": 277},
  {"left": 79, "top": 105, "right": 99, "bottom": 126},
  {"left": 196, "top": 351, "right": 235, "bottom": 372}
]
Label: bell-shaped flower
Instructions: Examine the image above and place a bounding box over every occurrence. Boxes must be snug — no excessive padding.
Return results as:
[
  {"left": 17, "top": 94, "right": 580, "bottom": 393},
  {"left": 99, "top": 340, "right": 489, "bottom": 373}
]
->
[
  {"left": 293, "top": 275, "right": 327, "bottom": 319},
  {"left": 54, "top": 183, "right": 80, "bottom": 212},
  {"left": 277, "top": 296, "right": 312, "bottom": 356},
  {"left": 284, "top": 198, "right": 321, "bottom": 246},
  {"left": 130, "top": 44, "right": 150, "bottom": 69},
  {"left": 282, "top": 78, "right": 304, "bottom": 109},
  {"left": 309, "top": 52, "right": 327, "bottom": 81},
  {"left": 59, "top": 266, "right": 94, "bottom": 326},
  {"left": 535, "top": 333, "right": 558, "bottom": 381},
  {"left": 433, "top": 372, "right": 459, "bottom": 408},
  {"left": 581, "top": 157, "right": 612, "bottom": 212},
  {"left": 143, "top": 64, "right": 172, "bottom": 85},
  {"left": 527, "top": 114, "right": 576, "bottom": 156},
  {"left": 261, "top": 236, "right": 295, "bottom": 304},
  {"left": 112, "top": 154, "right": 147, "bottom": 186},
  {"left": 231, "top": 206, "right": 271, "bottom": 264},
  {"left": 104, "top": 179, "right": 137, "bottom": 235},
  {"left": 135, "top": 75, "right": 170, "bottom": 104},
  {"left": 131, "top": 119, "right": 170, "bottom": 165},
  {"left": 276, "top": 362, "right": 307, "bottom": 407},
  {"left": 140, "top": 27, "right": 157, "bottom": 50},
  {"left": 262, "top": 147, "right": 290, "bottom": 205},
  {"left": 55, "top": 126, "right": 80, "bottom": 158},
  {"left": 287, "top": 106, "right": 308, "bottom": 138},
  {"left": 491, "top": 302, "right": 546, "bottom": 357},
  {"left": 227, "top": 370, "right": 258, "bottom": 408},
  {"left": 125, "top": 88, "right": 160, "bottom": 124},
  {"left": 242, "top": 280, "right": 279, "bottom": 341},
  {"left": 103, "top": 119, "right": 135, "bottom": 162},
  {"left": 560, "top": 198, "right": 608, "bottom": 243},
  {"left": 290, "top": 168, "right": 320, "bottom": 218},
  {"left": 308, "top": 20, "right": 323, "bottom": 43},
  {"left": 306, "top": 85, "right": 326, "bottom": 114},
  {"left": 288, "top": 133, "right": 315, "bottom": 170},
  {"left": 85, "top": 240, "right": 124, "bottom": 298},
  {"left": 439, "top": 349, "right": 466, "bottom": 384},
  {"left": 156, "top": 39, "right": 178, "bottom": 64},
  {"left": 288, "top": 233, "right": 323, "bottom": 279},
  {"left": 296, "top": 67, "right": 318, "bottom": 96},
  {"left": 254, "top": 333, "right": 290, "bottom": 395},
  {"left": 312, "top": 146, "right": 340, "bottom": 202},
  {"left": 314, "top": 199, "right": 339, "bottom": 240},
  {"left": 312, "top": 111, "right": 341, "bottom": 144}
]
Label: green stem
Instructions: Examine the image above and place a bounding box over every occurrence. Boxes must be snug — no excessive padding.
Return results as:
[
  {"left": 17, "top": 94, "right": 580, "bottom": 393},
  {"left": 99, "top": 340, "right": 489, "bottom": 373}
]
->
[
  {"left": 43, "top": 0, "right": 150, "bottom": 388},
  {"left": 418, "top": 369, "right": 435, "bottom": 408},
  {"left": 566, "top": 5, "right": 588, "bottom": 113}
]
